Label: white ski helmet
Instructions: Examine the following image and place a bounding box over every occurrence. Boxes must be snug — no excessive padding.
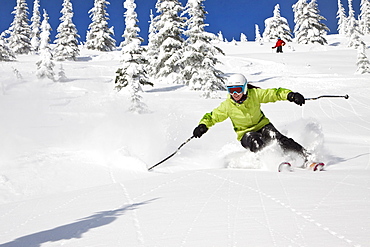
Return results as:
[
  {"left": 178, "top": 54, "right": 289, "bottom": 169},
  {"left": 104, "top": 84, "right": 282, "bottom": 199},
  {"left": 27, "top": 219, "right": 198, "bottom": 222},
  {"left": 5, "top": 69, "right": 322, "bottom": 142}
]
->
[{"left": 226, "top": 73, "right": 248, "bottom": 94}]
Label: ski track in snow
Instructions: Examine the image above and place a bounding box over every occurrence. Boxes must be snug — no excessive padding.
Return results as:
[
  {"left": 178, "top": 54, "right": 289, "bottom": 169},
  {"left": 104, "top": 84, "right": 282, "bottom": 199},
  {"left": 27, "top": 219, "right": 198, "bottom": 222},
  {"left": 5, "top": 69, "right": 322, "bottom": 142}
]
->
[
  {"left": 107, "top": 166, "right": 146, "bottom": 246},
  {"left": 171, "top": 171, "right": 305, "bottom": 246},
  {"left": 179, "top": 175, "right": 228, "bottom": 247},
  {"left": 98, "top": 164, "right": 369, "bottom": 247},
  {"left": 226, "top": 172, "right": 245, "bottom": 247},
  {"left": 201, "top": 171, "right": 360, "bottom": 247},
  {"left": 110, "top": 172, "right": 199, "bottom": 247},
  {"left": 276, "top": 171, "right": 306, "bottom": 245},
  {"left": 0, "top": 188, "right": 97, "bottom": 243},
  {"left": 290, "top": 172, "right": 357, "bottom": 246},
  {"left": 253, "top": 173, "right": 277, "bottom": 246},
  {"left": 325, "top": 98, "right": 370, "bottom": 133},
  {"left": 119, "top": 182, "right": 145, "bottom": 247}
]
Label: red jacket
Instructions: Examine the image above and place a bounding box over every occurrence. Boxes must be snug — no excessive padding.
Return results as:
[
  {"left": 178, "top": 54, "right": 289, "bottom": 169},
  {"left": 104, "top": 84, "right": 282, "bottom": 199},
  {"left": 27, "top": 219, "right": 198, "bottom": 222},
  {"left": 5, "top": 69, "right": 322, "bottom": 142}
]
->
[{"left": 273, "top": 39, "right": 286, "bottom": 48}]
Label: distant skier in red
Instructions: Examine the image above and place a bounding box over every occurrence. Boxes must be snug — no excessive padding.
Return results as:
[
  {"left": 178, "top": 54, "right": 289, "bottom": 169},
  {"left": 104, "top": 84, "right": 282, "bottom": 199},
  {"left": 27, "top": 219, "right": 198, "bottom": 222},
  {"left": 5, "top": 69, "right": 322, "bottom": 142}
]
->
[{"left": 272, "top": 37, "right": 286, "bottom": 53}]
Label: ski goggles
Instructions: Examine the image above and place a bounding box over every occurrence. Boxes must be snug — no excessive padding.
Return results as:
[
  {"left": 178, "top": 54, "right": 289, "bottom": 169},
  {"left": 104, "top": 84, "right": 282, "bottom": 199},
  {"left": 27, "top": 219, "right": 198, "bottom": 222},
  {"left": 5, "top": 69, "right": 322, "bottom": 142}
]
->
[{"left": 227, "top": 85, "right": 245, "bottom": 94}]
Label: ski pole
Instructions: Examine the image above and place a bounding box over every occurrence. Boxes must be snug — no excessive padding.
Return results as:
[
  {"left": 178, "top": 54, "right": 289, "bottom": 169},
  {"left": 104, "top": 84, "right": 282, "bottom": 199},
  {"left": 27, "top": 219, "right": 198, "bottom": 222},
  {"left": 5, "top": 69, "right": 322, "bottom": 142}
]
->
[
  {"left": 305, "top": 94, "right": 349, "bottom": 101},
  {"left": 148, "top": 136, "right": 195, "bottom": 171}
]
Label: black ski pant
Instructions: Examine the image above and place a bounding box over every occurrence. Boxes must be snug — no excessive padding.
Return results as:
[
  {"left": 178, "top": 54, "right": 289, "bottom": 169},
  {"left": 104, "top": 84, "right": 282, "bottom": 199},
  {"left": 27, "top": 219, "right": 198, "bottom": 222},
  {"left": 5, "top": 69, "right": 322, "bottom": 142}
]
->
[
  {"left": 240, "top": 123, "right": 305, "bottom": 156},
  {"left": 276, "top": 46, "right": 283, "bottom": 53}
]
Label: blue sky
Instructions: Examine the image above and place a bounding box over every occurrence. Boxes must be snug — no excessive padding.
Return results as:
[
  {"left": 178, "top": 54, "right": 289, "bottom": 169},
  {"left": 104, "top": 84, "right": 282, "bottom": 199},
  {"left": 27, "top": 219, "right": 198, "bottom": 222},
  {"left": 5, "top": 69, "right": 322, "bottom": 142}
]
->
[{"left": 0, "top": 0, "right": 362, "bottom": 45}]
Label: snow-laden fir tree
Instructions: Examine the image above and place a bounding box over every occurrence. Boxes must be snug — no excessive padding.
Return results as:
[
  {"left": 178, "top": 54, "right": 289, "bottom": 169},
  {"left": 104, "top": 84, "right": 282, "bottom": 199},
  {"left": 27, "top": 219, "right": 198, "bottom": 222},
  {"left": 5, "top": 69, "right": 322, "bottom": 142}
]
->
[
  {"left": 292, "top": 0, "right": 307, "bottom": 34},
  {"left": 178, "top": 0, "right": 225, "bottom": 98},
  {"left": 149, "top": 0, "right": 186, "bottom": 84},
  {"left": 120, "top": 0, "right": 143, "bottom": 47},
  {"left": 255, "top": 24, "right": 263, "bottom": 44},
  {"left": 293, "top": 0, "right": 329, "bottom": 44},
  {"left": 356, "top": 45, "right": 370, "bottom": 74},
  {"left": 337, "top": 0, "right": 347, "bottom": 35},
  {"left": 7, "top": 0, "right": 32, "bottom": 54},
  {"left": 58, "top": 64, "right": 68, "bottom": 82},
  {"left": 30, "top": 0, "right": 41, "bottom": 52},
  {"left": 263, "top": 4, "right": 293, "bottom": 42},
  {"left": 346, "top": 0, "right": 357, "bottom": 37},
  {"left": 115, "top": 0, "right": 152, "bottom": 113},
  {"left": 54, "top": 0, "right": 80, "bottom": 61},
  {"left": 348, "top": 20, "right": 365, "bottom": 49},
  {"left": 217, "top": 31, "right": 224, "bottom": 42},
  {"left": 36, "top": 10, "right": 55, "bottom": 81},
  {"left": 356, "top": 42, "right": 370, "bottom": 73},
  {"left": 347, "top": 0, "right": 365, "bottom": 49},
  {"left": 0, "top": 32, "right": 16, "bottom": 61},
  {"left": 240, "top": 33, "right": 248, "bottom": 42},
  {"left": 145, "top": 9, "right": 158, "bottom": 78},
  {"left": 86, "top": 0, "right": 116, "bottom": 51},
  {"left": 359, "top": 0, "right": 370, "bottom": 35}
]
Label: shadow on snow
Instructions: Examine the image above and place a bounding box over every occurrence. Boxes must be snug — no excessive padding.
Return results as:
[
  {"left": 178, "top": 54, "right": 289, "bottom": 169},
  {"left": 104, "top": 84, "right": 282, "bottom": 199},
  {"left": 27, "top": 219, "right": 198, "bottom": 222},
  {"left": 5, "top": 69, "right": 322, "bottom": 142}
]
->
[{"left": 0, "top": 199, "right": 157, "bottom": 247}]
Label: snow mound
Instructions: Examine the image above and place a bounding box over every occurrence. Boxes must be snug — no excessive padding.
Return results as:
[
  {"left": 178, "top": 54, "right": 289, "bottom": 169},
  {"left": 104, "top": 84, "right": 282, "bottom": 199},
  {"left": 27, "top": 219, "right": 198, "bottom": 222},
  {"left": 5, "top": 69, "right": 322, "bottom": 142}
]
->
[{"left": 104, "top": 147, "right": 148, "bottom": 172}]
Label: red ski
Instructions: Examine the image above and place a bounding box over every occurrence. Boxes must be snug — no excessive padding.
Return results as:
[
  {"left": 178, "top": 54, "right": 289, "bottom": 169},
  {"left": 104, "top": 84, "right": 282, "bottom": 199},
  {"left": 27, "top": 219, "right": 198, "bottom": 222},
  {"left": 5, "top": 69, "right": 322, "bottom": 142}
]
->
[
  {"left": 306, "top": 162, "right": 325, "bottom": 171},
  {"left": 278, "top": 162, "right": 325, "bottom": 172},
  {"left": 278, "top": 162, "right": 293, "bottom": 172}
]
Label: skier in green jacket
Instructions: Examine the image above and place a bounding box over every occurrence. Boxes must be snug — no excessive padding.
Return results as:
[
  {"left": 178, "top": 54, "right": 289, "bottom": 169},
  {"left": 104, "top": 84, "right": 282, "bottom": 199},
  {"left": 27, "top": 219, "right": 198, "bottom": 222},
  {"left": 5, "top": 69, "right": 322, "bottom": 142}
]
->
[{"left": 193, "top": 73, "right": 308, "bottom": 160}]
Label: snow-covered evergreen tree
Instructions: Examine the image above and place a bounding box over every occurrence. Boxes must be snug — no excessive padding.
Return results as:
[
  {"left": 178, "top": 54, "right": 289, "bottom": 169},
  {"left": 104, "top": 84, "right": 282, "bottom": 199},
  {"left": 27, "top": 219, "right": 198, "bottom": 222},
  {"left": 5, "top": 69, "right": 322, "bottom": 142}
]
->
[
  {"left": 115, "top": 0, "right": 152, "bottom": 113},
  {"left": 36, "top": 10, "right": 55, "bottom": 81},
  {"left": 240, "top": 33, "right": 248, "bottom": 42},
  {"left": 356, "top": 43, "right": 370, "bottom": 73},
  {"left": 347, "top": 0, "right": 365, "bottom": 49},
  {"left": 293, "top": 0, "right": 329, "bottom": 44},
  {"left": 217, "top": 31, "right": 224, "bottom": 42},
  {"left": 146, "top": 9, "right": 158, "bottom": 77},
  {"left": 148, "top": 9, "right": 156, "bottom": 43},
  {"left": 120, "top": 0, "right": 143, "bottom": 47},
  {"left": 30, "top": 0, "right": 41, "bottom": 52},
  {"left": 348, "top": 20, "right": 365, "bottom": 49},
  {"left": 149, "top": 0, "right": 186, "bottom": 83},
  {"left": 359, "top": 0, "right": 370, "bottom": 35},
  {"left": 179, "top": 0, "right": 225, "bottom": 98},
  {"left": 255, "top": 24, "right": 263, "bottom": 44},
  {"left": 86, "top": 0, "right": 116, "bottom": 51},
  {"left": 0, "top": 32, "right": 16, "bottom": 61},
  {"left": 57, "top": 64, "right": 68, "bottom": 82},
  {"left": 337, "top": 0, "right": 347, "bottom": 35},
  {"left": 7, "top": 0, "right": 32, "bottom": 54},
  {"left": 292, "top": 0, "right": 307, "bottom": 35},
  {"left": 263, "top": 4, "right": 293, "bottom": 42},
  {"left": 54, "top": 0, "right": 80, "bottom": 61},
  {"left": 346, "top": 0, "right": 358, "bottom": 37}
]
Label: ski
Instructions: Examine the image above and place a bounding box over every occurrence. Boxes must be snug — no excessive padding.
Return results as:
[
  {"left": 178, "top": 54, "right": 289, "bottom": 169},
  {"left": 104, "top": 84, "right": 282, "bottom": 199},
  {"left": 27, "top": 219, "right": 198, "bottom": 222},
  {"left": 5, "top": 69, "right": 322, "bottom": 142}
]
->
[
  {"left": 278, "top": 162, "right": 325, "bottom": 172},
  {"left": 306, "top": 162, "right": 325, "bottom": 171},
  {"left": 278, "top": 162, "right": 293, "bottom": 172}
]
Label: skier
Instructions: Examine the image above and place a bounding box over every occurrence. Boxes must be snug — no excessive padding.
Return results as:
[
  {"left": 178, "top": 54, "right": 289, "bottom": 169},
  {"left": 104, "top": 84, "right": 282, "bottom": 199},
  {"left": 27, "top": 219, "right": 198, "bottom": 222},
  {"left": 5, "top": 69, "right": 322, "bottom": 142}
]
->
[
  {"left": 272, "top": 37, "right": 285, "bottom": 53},
  {"left": 193, "top": 73, "right": 310, "bottom": 166}
]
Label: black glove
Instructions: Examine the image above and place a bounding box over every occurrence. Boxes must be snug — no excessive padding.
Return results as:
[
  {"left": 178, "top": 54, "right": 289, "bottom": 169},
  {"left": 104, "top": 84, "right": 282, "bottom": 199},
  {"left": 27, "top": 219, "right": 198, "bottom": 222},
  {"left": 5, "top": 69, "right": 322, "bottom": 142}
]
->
[
  {"left": 287, "top": 92, "right": 305, "bottom": 106},
  {"left": 193, "top": 124, "right": 208, "bottom": 138}
]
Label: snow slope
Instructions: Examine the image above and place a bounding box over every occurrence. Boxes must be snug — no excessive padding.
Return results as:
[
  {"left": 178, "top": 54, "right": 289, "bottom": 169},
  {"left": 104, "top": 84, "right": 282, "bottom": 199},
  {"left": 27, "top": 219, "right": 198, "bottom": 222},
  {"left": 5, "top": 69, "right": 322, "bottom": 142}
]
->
[{"left": 0, "top": 35, "right": 370, "bottom": 246}]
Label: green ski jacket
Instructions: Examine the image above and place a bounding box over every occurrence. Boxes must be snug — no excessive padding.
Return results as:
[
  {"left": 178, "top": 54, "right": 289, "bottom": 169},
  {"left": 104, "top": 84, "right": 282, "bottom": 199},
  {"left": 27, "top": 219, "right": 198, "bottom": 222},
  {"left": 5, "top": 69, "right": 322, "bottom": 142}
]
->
[{"left": 199, "top": 87, "right": 292, "bottom": 141}]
